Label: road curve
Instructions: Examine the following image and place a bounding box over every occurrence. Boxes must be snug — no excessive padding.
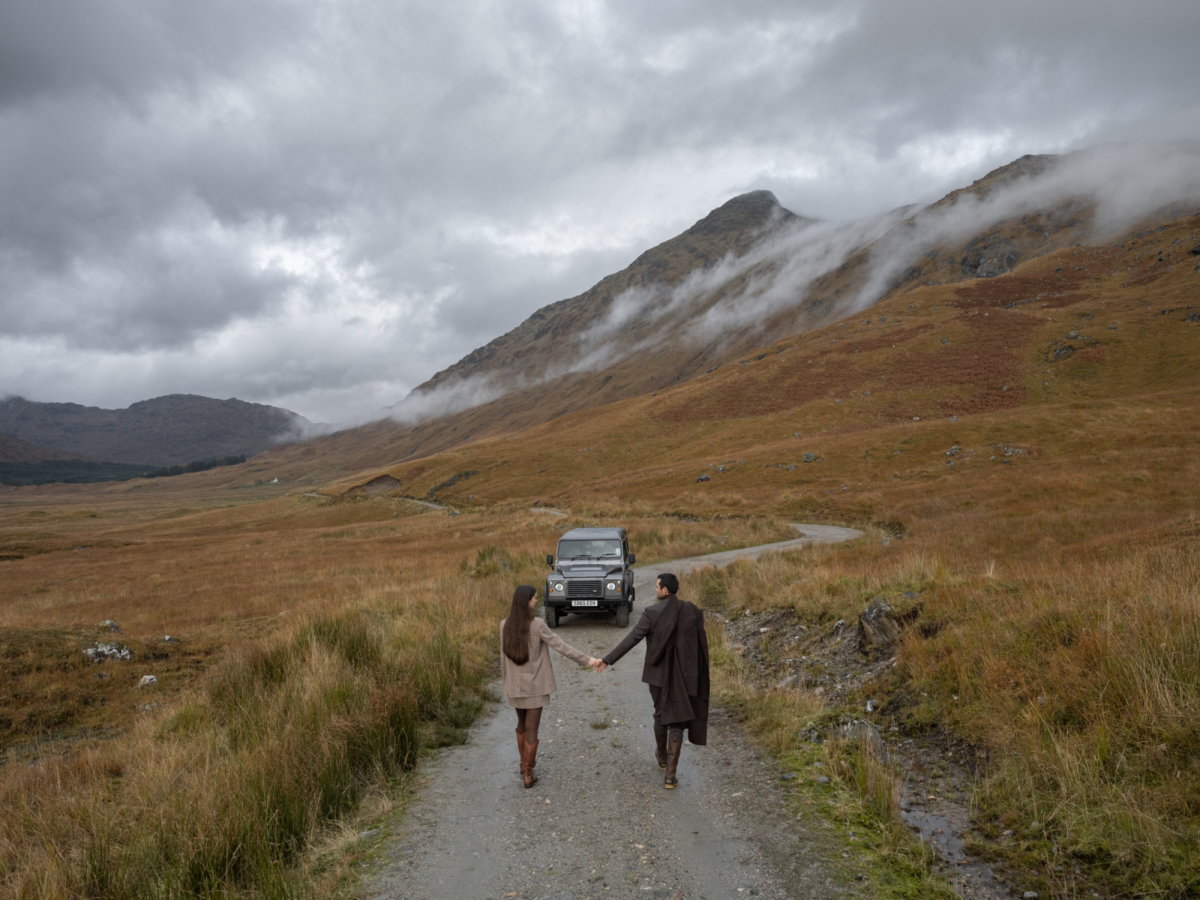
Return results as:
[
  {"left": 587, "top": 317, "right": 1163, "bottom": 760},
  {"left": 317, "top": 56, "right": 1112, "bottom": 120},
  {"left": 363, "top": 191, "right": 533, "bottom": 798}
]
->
[{"left": 363, "top": 523, "right": 864, "bottom": 900}]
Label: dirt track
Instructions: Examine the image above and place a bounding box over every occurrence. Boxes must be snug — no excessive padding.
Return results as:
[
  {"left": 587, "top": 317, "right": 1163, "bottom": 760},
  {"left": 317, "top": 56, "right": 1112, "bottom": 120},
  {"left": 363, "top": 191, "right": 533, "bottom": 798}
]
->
[{"left": 363, "top": 524, "right": 864, "bottom": 900}]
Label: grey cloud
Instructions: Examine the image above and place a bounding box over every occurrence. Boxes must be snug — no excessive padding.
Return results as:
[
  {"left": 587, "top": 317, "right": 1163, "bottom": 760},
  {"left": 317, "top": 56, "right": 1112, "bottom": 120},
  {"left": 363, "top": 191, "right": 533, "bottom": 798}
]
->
[{"left": 1, "top": 0, "right": 1198, "bottom": 422}]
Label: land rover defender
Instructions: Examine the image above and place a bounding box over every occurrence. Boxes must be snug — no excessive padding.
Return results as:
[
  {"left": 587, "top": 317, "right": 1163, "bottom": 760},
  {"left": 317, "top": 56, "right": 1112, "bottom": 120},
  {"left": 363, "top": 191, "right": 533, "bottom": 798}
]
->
[{"left": 543, "top": 527, "right": 635, "bottom": 628}]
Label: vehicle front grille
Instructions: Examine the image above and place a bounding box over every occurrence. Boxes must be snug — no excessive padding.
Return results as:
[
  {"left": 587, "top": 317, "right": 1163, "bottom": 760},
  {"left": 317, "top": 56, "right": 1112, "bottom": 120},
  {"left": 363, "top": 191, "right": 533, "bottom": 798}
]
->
[{"left": 566, "top": 580, "right": 603, "bottom": 597}]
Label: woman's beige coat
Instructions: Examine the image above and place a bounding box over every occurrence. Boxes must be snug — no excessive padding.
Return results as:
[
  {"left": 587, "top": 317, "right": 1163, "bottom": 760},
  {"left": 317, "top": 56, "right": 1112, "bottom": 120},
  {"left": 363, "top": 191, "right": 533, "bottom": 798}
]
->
[{"left": 499, "top": 616, "right": 591, "bottom": 699}]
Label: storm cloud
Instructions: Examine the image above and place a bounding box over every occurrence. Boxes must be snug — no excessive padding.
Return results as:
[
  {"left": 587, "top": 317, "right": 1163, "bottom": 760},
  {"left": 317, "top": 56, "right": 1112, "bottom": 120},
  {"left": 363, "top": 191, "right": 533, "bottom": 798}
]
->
[{"left": 1, "top": 0, "right": 1197, "bottom": 422}]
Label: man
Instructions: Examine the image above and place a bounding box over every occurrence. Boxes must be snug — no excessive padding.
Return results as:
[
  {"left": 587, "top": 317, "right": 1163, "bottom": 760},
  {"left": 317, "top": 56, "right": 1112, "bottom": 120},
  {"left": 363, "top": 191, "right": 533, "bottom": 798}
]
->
[{"left": 599, "top": 573, "right": 710, "bottom": 788}]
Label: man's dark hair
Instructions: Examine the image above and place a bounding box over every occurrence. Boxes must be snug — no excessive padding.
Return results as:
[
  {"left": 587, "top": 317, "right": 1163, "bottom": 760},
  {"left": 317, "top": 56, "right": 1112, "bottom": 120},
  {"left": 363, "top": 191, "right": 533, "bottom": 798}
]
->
[{"left": 657, "top": 573, "right": 679, "bottom": 595}]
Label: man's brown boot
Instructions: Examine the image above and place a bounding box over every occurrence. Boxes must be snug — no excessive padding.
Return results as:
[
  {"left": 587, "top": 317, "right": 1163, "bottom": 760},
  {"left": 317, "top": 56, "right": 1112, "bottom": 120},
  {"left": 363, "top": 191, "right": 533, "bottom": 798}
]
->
[
  {"left": 654, "top": 727, "right": 668, "bottom": 769},
  {"left": 664, "top": 736, "right": 683, "bottom": 788},
  {"left": 523, "top": 740, "right": 539, "bottom": 789}
]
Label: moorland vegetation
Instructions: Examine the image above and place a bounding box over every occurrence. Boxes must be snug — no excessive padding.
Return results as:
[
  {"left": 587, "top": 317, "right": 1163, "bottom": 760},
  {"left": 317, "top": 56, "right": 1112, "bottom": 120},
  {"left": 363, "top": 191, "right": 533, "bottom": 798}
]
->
[{"left": 0, "top": 197, "right": 1197, "bottom": 897}]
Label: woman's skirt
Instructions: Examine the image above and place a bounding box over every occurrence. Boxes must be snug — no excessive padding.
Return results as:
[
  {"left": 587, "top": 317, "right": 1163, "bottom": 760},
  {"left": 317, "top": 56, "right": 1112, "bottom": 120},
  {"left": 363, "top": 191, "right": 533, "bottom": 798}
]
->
[{"left": 506, "top": 693, "right": 550, "bottom": 709}]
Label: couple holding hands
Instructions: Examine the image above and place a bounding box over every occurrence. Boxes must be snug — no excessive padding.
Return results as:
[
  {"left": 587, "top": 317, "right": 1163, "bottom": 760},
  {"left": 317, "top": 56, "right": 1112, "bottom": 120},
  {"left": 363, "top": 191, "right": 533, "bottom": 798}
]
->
[{"left": 499, "top": 573, "right": 710, "bottom": 790}]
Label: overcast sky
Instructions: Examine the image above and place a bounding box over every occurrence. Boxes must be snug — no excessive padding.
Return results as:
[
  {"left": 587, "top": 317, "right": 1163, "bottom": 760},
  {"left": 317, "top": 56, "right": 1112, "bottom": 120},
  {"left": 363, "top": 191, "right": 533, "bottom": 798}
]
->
[{"left": 1, "top": 0, "right": 1198, "bottom": 423}]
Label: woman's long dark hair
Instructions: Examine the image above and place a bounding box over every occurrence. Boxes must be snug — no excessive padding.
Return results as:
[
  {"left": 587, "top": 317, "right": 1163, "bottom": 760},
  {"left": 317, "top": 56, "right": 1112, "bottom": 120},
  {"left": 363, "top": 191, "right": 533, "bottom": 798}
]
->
[{"left": 502, "top": 585, "right": 538, "bottom": 665}]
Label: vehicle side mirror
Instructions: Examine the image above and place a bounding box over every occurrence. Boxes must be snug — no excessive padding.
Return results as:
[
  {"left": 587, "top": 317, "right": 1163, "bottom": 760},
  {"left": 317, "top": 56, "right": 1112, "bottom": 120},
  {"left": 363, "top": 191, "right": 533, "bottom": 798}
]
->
[
  {"left": 628, "top": 553, "right": 635, "bottom": 565},
  {"left": 546, "top": 554, "right": 555, "bottom": 567}
]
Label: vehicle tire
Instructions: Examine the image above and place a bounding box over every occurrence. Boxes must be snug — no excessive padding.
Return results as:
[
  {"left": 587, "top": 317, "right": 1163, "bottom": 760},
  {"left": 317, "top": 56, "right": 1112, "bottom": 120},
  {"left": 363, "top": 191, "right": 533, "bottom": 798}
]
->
[
  {"left": 544, "top": 602, "right": 558, "bottom": 628},
  {"left": 615, "top": 602, "right": 629, "bottom": 628}
]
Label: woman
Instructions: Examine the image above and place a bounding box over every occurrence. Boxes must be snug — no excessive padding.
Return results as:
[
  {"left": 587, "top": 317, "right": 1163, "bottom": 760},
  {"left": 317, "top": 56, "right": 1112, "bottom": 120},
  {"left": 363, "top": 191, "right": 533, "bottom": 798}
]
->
[{"left": 500, "top": 584, "right": 602, "bottom": 788}]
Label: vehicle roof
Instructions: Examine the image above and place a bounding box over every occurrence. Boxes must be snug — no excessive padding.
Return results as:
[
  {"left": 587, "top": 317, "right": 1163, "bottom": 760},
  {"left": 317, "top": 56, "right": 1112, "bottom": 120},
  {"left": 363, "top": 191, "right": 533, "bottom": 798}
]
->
[{"left": 558, "top": 527, "right": 627, "bottom": 540}]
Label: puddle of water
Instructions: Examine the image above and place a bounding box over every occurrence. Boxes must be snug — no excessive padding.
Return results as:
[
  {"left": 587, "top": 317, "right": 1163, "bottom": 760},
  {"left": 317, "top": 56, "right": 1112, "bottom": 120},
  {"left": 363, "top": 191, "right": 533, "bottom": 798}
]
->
[{"left": 893, "top": 742, "right": 1012, "bottom": 899}]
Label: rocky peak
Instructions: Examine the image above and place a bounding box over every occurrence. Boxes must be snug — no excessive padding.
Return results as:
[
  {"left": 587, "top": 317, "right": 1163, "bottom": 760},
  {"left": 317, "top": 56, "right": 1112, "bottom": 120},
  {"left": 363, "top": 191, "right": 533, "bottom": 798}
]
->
[{"left": 683, "top": 189, "right": 801, "bottom": 240}]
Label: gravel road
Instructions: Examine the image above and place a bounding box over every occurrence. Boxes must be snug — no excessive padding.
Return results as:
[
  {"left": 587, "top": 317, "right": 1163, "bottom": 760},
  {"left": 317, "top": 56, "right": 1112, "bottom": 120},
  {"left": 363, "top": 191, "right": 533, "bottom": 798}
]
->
[{"left": 363, "top": 524, "right": 864, "bottom": 900}]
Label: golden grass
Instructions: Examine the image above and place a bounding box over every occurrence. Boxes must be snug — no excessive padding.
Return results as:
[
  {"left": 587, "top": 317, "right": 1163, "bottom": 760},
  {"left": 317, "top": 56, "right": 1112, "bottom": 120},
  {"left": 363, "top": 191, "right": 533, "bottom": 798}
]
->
[
  {"left": 2, "top": 216, "right": 1198, "bottom": 895},
  {"left": 0, "top": 492, "right": 794, "bottom": 897}
]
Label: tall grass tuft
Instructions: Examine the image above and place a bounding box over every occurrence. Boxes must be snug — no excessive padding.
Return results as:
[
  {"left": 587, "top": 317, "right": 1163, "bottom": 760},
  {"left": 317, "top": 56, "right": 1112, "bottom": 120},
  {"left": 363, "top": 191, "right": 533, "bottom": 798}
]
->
[{"left": 0, "top": 589, "right": 494, "bottom": 899}]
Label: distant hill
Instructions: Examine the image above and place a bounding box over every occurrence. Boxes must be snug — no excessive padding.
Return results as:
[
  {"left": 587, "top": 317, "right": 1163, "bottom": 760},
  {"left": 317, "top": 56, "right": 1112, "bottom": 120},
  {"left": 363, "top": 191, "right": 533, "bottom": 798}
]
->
[{"left": 0, "top": 394, "right": 312, "bottom": 466}]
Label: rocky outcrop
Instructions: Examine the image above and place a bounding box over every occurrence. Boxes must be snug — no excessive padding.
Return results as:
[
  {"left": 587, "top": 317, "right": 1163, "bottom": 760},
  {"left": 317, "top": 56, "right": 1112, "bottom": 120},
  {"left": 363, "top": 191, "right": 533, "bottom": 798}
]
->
[
  {"left": 857, "top": 596, "right": 920, "bottom": 657},
  {"left": 961, "top": 236, "right": 1020, "bottom": 278}
]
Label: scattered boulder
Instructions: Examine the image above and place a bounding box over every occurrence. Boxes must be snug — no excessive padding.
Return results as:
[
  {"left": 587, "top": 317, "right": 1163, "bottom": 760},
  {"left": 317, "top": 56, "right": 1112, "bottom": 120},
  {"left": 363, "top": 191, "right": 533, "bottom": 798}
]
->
[
  {"left": 1186, "top": 311, "right": 1200, "bottom": 323},
  {"left": 83, "top": 642, "right": 134, "bottom": 662},
  {"left": 1190, "top": 244, "right": 1200, "bottom": 256},
  {"left": 945, "top": 446, "right": 961, "bottom": 457},
  {"left": 162, "top": 635, "right": 180, "bottom": 643},
  {"left": 97, "top": 620, "right": 122, "bottom": 633},
  {"left": 857, "top": 596, "right": 920, "bottom": 656},
  {"left": 696, "top": 474, "right": 710, "bottom": 483},
  {"left": 138, "top": 675, "right": 158, "bottom": 688},
  {"left": 802, "top": 452, "right": 817, "bottom": 463}
]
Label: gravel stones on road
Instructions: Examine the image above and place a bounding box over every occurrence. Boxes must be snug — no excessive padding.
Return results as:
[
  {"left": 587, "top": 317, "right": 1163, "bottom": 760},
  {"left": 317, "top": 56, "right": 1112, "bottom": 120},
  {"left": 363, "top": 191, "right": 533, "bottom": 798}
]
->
[{"left": 363, "top": 531, "right": 865, "bottom": 900}]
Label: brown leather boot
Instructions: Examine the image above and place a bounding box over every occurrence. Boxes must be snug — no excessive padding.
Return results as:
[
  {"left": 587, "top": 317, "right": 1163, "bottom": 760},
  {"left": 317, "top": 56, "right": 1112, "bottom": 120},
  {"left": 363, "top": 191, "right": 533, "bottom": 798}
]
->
[
  {"left": 654, "top": 727, "right": 668, "bottom": 769},
  {"left": 523, "top": 740, "right": 539, "bottom": 788},
  {"left": 664, "top": 736, "right": 683, "bottom": 788},
  {"left": 516, "top": 728, "right": 527, "bottom": 774}
]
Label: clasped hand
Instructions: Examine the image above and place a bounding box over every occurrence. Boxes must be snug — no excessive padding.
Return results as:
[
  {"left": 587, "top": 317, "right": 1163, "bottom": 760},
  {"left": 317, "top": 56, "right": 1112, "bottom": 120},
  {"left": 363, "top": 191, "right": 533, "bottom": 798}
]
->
[{"left": 588, "top": 657, "right": 607, "bottom": 673}]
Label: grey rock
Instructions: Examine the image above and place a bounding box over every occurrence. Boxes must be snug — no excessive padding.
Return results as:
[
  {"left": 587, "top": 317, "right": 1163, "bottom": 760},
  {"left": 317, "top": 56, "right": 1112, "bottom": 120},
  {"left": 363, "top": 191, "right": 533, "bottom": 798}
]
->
[
  {"left": 1186, "top": 311, "right": 1200, "bottom": 323},
  {"left": 780, "top": 772, "right": 796, "bottom": 781},
  {"left": 880, "top": 535, "right": 890, "bottom": 546},
  {"left": 83, "top": 642, "right": 134, "bottom": 662},
  {"left": 1190, "top": 244, "right": 1200, "bottom": 256},
  {"left": 138, "top": 674, "right": 158, "bottom": 688},
  {"left": 696, "top": 474, "right": 710, "bottom": 483},
  {"left": 833, "top": 719, "right": 885, "bottom": 758},
  {"left": 802, "top": 452, "right": 817, "bottom": 463},
  {"left": 865, "top": 699, "right": 878, "bottom": 713},
  {"left": 1023, "top": 893, "right": 1040, "bottom": 899},
  {"left": 162, "top": 635, "right": 180, "bottom": 643},
  {"left": 716, "top": 465, "right": 727, "bottom": 473},
  {"left": 538, "top": 894, "right": 576, "bottom": 900},
  {"left": 359, "top": 828, "right": 380, "bottom": 839},
  {"left": 941, "top": 338, "right": 949, "bottom": 344},
  {"left": 858, "top": 597, "right": 915, "bottom": 655},
  {"left": 97, "top": 620, "right": 122, "bottom": 633},
  {"left": 815, "top": 776, "right": 831, "bottom": 785},
  {"left": 945, "top": 445, "right": 961, "bottom": 457}
]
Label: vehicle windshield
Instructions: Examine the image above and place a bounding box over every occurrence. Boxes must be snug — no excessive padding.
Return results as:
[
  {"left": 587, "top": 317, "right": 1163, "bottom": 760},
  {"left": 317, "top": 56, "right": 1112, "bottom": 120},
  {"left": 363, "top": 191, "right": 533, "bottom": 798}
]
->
[{"left": 557, "top": 539, "right": 623, "bottom": 561}]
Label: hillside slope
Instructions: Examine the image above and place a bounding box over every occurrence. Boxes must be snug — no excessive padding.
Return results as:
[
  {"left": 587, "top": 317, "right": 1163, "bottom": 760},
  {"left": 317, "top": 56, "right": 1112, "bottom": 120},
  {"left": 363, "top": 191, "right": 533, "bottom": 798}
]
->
[
  {"left": 0, "top": 432, "right": 96, "bottom": 464},
  {"left": 0, "top": 394, "right": 312, "bottom": 466},
  {"left": 249, "top": 147, "right": 1199, "bottom": 475}
]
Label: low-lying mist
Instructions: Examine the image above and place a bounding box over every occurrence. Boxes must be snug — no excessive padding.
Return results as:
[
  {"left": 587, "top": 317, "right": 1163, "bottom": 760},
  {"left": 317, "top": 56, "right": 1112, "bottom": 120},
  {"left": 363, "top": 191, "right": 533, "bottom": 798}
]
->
[{"left": 355, "top": 141, "right": 1200, "bottom": 433}]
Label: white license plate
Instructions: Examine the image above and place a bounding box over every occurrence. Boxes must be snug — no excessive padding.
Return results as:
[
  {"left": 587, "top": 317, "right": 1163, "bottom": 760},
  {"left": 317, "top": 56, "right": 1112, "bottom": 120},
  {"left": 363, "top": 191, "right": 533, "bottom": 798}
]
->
[{"left": 571, "top": 600, "right": 599, "bottom": 607}]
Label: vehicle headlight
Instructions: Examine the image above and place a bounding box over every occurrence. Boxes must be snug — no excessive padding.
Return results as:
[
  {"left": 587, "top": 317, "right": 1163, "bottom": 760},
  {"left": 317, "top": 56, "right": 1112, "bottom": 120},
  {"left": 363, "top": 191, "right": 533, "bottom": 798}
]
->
[
  {"left": 606, "top": 581, "right": 617, "bottom": 591},
  {"left": 552, "top": 583, "right": 564, "bottom": 592}
]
